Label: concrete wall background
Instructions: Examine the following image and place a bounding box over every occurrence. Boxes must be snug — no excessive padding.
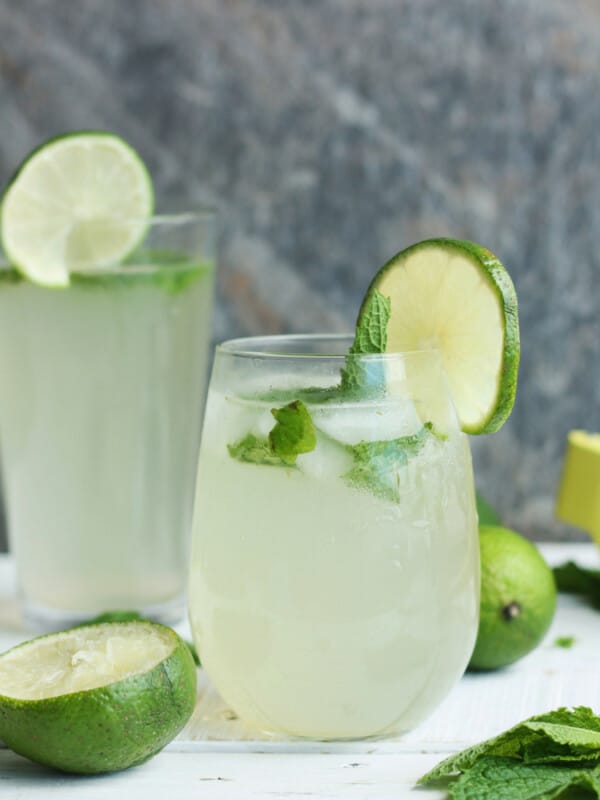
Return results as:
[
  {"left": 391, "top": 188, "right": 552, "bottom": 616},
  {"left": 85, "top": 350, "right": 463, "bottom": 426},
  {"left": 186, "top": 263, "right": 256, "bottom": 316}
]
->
[{"left": 0, "top": 0, "right": 599, "bottom": 548}]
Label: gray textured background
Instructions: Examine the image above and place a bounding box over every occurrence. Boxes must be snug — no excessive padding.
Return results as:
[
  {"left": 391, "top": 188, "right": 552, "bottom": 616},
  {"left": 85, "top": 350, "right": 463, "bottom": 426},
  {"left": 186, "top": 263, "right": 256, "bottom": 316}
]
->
[{"left": 0, "top": 0, "right": 599, "bottom": 549}]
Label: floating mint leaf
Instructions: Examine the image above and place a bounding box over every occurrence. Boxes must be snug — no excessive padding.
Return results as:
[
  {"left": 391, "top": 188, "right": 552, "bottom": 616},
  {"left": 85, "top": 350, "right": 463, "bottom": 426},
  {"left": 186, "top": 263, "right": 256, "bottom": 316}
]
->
[
  {"left": 228, "top": 402, "right": 316, "bottom": 468},
  {"left": 341, "top": 289, "right": 391, "bottom": 392},
  {"left": 253, "top": 385, "right": 342, "bottom": 405},
  {"left": 419, "top": 707, "right": 600, "bottom": 787},
  {"left": 448, "top": 756, "right": 600, "bottom": 800},
  {"left": 343, "top": 423, "right": 433, "bottom": 503},
  {"left": 227, "top": 433, "right": 290, "bottom": 467},
  {"left": 269, "top": 400, "right": 317, "bottom": 465}
]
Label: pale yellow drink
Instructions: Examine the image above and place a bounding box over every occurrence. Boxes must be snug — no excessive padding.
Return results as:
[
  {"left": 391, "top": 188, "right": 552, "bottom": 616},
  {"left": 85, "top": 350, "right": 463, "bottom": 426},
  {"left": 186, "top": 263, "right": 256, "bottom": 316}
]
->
[
  {"left": 0, "top": 255, "right": 214, "bottom": 625},
  {"left": 189, "top": 338, "right": 479, "bottom": 740}
]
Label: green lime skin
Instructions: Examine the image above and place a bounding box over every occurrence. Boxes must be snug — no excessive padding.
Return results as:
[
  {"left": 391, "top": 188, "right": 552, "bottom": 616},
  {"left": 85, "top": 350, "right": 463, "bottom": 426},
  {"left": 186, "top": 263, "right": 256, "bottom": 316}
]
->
[
  {"left": 469, "top": 526, "right": 557, "bottom": 671},
  {"left": 476, "top": 492, "right": 502, "bottom": 526},
  {"left": 0, "top": 624, "right": 197, "bottom": 774},
  {"left": 359, "top": 237, "right": 520, "bottom": 435}
]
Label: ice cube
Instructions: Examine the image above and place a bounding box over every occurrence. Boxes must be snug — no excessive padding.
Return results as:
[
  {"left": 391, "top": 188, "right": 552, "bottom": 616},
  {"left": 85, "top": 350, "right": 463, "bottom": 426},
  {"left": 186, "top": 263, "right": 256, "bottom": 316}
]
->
[
  {"left": 296, "top": 432, "right": 353, "bottom": 480},
  {"left": 311, "top": 400, "right": 422, "bottom": 446}
]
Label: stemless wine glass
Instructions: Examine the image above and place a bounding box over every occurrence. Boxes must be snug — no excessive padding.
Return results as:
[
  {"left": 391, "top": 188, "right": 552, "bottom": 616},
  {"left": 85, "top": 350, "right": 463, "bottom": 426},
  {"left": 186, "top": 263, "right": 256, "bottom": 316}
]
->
[
  {"left": 189, "top": 334, "right": 479, "bottom": 740},
  {"left": 0, "top": 211, "right": 216, "bottom": 629}
]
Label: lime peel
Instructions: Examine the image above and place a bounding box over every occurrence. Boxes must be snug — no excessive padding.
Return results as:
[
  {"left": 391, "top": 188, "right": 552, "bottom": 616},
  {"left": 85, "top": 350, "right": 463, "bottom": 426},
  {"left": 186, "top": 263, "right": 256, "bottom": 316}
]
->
[
  {"left": 469, "top": 526, "right": 557, "bottom": 670},
  {"left": 1, "top": 131, "right": 154, "bottom": 287},
  {"left": 359, "top": 238, "right": 520, "bottom": 434},
  {"left": 0, "top": 621, "right": 196, "bottom": 774}
]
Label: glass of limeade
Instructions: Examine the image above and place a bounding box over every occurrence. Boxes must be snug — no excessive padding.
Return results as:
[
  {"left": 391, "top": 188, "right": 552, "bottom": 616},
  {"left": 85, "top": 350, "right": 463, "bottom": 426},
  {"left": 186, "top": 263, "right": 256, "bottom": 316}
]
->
[
  {"left": 0, "top": 211, "right": 216, "bottom": 629},
  {"left": 188, "top": 334, "right": 479, "bottom": 740}
]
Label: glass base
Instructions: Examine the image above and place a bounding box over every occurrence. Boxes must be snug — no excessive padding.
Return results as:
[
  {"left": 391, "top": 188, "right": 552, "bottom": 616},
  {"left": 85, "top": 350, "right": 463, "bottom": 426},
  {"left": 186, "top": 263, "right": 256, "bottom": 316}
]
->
[
  {"left": 21, "top": 594, "right": 186, "bottom": 633},
  {"left": 256, "top": 724, "right": 408, "bottom": 743}
]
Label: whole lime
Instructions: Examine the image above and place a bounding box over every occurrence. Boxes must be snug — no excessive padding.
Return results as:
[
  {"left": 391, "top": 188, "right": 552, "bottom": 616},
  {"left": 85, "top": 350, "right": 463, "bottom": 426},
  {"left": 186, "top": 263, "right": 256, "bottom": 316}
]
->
[
  {"left": 0, "top": 621, "right": 197, "bottom": 774},
  {"left": 469, "top": 525, "right": 557, "bottom": 670}
]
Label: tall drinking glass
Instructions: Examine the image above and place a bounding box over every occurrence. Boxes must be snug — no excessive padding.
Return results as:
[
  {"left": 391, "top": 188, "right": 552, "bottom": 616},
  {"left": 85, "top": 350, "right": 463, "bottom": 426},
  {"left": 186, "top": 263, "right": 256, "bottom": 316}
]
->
[
  {"left": 0, "top": 211, "right": 216, "bottom": 629},
  {"left": 189, "top": 334, "right": 479, "bottom": 740}
]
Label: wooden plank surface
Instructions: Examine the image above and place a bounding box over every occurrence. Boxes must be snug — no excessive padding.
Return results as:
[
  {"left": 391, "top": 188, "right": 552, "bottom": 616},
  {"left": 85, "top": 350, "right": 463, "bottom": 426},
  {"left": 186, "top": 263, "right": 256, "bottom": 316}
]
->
[{"left": 0, "top": 749, "right": 448, "bottom": 799}]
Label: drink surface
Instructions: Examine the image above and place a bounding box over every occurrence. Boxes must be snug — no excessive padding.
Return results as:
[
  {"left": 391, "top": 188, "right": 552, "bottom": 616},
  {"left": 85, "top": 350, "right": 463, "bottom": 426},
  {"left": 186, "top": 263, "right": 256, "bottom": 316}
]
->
[
  {"left": 0, "top": 256, "right": 214, "bottom": 619},
  {"left": 189, "top": 369, "right": 479, "bottom": 740}
]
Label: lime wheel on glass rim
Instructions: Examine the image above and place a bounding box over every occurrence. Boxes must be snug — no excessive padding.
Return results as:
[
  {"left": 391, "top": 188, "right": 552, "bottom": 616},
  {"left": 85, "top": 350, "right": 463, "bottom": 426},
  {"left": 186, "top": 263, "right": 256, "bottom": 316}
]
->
[
  {"left": 0, "top": 131, "right": 154, "bottom": 287},
  {"left": 358, "top": 238, "right": 520, "bottom": 434}
]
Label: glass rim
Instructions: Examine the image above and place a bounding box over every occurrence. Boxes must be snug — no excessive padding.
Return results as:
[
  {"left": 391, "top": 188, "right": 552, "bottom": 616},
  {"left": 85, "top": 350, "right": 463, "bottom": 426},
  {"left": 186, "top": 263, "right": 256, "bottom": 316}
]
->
[
  {"left": 216, "top": 333, "right": 441, "bottom": 360},
  {"left": 108, "top": 207, "right": 217, "bottom": 227}
]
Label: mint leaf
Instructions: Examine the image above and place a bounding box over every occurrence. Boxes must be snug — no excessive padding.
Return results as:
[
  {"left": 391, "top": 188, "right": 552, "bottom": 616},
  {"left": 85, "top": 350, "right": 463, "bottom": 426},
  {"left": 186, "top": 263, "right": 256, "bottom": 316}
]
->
[
  {"left": 554, "top": 562, "right": 600, "bottom": 609},
  {"left": 227, "top": 433, "right": 290, "bottom": 467},
  {"left": 555, "top": 636, "right": 576, "bottom": 649},
  {"left": 351, "top": 289, "right": 391, "bottom": 354},
  {"left": 343, "top": 423, "right": 433, "bottom": 503},
  {"left": 449, "top": 757, "right": 600, "bottom": 800},
  {"left": 419, "top": 707, "right": 600, "bottom": 786},
  {"left": 341, "top": 289, "right": 391, "bottom": 392},
  {"left": 269, "top": 400, "right": 317, "bottom": 465},
  {"left": 254, "top": 385, "right": 342, "bottom": 405},
  {"left": 554, "top": 562, "right": 600, "bottom": 594},
  {"left": 228, "top": 401, "right": 316, "bottom": 468}
]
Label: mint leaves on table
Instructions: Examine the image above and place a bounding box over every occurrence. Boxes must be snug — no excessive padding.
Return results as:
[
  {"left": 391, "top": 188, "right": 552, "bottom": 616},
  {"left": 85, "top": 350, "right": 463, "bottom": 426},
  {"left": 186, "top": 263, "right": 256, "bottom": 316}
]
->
[
  {"left": 444, "top": 757, "right": 600, "bottom": 800},
  {"left": 554, "top": 636, "right": 576, "bottom": 649},
  {"left": 419, "top": 706, "right": 600, "bottom": 799},
  {"left": 553, "top": 562, "right": 600, "bottom": 609},
  {"left": 340, "top": 289, "right": 391, "bottom": 392},
  {"left": 228, "top": 400, "right": 317, "bottom": 468},
  {"left": 343, "top": 423, "right": 434, "bottom": 503}
]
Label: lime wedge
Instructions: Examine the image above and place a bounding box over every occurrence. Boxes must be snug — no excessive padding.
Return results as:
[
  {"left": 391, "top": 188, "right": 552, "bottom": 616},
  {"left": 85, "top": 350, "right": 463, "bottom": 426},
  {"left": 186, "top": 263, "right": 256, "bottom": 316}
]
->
[
  {"left": 1, "top": 132, "right": 154, "bottom": 287},
  {"left": 556, "top": 430, "right": 600, "bottom": 545},
  {"left": 0, "top": 621, "right": 196, "bottom": 774},
  {"left": 361, "top": 238, "right": 519, "bottom": 434}
]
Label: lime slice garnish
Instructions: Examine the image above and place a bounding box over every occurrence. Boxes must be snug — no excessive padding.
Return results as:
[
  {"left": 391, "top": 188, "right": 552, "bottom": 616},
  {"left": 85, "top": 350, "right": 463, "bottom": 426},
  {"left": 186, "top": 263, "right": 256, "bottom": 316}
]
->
[
  {"left": 1, "top": 131, "right": 154, "bottom": 287},
  {"left": 361, "top": 238, "right": 520, "bottom": 434},
  {"left": 0, "top": 621, "right": 196, "bottom": 774}
]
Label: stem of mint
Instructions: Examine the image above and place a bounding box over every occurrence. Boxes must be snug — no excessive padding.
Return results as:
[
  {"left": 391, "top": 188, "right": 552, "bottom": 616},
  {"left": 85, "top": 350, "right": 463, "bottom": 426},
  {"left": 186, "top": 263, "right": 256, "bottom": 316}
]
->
[{"left": 340, "top": 289, "right": 391, "bottom": 392}]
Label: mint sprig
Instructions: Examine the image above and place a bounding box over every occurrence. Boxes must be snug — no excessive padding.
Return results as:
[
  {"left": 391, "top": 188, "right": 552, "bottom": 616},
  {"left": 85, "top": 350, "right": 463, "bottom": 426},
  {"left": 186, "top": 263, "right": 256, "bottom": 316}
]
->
[
  {"left": 341, "top": 289, "right": 391, "bottom": 392},
  {"left": 228, "top": 400, "right": 316, "bottom": 468},
  {"left": 419, "top": 707, "right": 600, "bottom": 799}
]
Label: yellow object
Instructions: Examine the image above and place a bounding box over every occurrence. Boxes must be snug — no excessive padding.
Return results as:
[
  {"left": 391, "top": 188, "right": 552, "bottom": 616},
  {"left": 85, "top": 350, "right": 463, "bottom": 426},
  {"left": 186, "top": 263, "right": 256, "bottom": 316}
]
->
[{"left": 556, "top": 430, "right": 600, "bottom": 545}]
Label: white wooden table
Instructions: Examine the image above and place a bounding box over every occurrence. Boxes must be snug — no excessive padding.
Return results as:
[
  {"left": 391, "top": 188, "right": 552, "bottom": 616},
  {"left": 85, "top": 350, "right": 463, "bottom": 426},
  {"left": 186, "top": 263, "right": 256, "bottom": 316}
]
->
[{"left": 1, "top": 543, "right": 599, "bottom": 799}]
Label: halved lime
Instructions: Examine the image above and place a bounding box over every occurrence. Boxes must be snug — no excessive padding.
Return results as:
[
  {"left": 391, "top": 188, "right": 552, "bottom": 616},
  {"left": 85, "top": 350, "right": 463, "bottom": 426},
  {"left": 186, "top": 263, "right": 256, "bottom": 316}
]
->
[
  {"left": 1, "top": 132, "right": 154, "bottom": 287},
  {"left": 0, "top": 621, "right": 196, "bottom": 774},
  {"left": 361, "top": 238, "right": 519, "bottom": 434}
]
